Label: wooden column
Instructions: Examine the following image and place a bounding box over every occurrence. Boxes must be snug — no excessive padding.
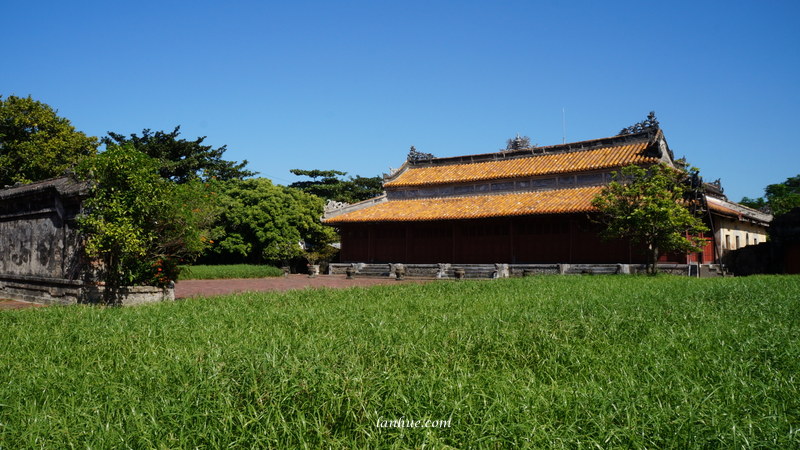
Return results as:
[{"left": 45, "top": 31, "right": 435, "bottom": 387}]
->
[
  {"left": 404, "top": 224, "right": 410, "bottom": 263},
  {"left": 509, "top": 218, "right": 516, "bottom": 263},
  {"left": 452, "top": 222, "right": 458, "bottom": 263},
  {"left": 367, "top": 225, "right": 374, "bottom": 263}
]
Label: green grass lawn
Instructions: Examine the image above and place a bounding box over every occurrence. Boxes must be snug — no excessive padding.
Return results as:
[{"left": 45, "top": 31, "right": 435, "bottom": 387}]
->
[
  {"left": 1, "top": 276, "right": 798, "bottom": 447},
  {"left": 178, "top": 264, "right": 284, "bottom": 280}
]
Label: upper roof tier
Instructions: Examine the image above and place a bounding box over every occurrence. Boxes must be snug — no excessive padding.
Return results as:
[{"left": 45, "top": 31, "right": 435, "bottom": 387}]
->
[{"left": 384, "top": 130, "right": 669, "bottom": 189}]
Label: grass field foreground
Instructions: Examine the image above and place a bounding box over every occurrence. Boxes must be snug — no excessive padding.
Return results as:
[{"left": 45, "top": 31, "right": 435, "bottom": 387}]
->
[
  {"left": 1, "top": 275, "right": 798, "bottom": 447},
  {"left": 178, "top": 264, "right": 284, "bottom": 280}
]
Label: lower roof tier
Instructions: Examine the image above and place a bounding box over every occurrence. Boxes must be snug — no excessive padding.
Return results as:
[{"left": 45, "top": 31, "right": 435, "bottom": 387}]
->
[
  {"left": 384, "top": 141, "right": 655, "bottom": 188},
  {"left": 324, "top": 186, "right": 603, "bottom": 223},
  {"left": 324, "top": 186, "right": 772, "bottom": 225}
]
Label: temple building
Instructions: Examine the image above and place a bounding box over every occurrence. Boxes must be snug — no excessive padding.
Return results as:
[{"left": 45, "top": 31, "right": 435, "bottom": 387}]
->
[{"left": 324, "top": 129, "right": 770, "bottom": 266}]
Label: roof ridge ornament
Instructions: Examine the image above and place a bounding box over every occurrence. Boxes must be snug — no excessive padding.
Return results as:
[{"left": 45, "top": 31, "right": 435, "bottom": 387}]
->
[
  {"left": 407, "top": 145, "right": 435, "bottom": 163},
  {"left": 618, "top": 111, "right": 660, "bottom": 136},
  {"left": 505, "top": 134, "right": 534, "bottom": 151}
]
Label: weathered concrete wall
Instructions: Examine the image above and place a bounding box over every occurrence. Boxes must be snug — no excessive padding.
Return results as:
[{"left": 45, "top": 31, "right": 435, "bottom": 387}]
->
[
  {"left": 0, "top": 209, "right": 78, "bottom": 278},
  {"left": 0, "top": 177, "right": 88, "bottom": 304},
  {"left": 723, "top": 243, "right": 774, "bottom": 276},
  {"left": 724, "top": 207, "right": 800, "bottom": 275}
]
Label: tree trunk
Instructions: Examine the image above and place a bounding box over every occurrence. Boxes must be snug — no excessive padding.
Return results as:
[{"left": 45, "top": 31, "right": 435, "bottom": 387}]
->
[{"left": 650, "top": 246, "right": 660, "bottom": 275}]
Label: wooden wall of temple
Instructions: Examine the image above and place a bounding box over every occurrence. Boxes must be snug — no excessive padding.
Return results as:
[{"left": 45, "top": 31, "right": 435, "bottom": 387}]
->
[{"left": 335, "top": 215, "right": 685, "bottom": 265}]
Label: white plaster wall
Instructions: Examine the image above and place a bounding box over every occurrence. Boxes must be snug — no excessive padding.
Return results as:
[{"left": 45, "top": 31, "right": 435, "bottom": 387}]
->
[{"left": 716, "top": 217, "right": 769, "bottom": 253}]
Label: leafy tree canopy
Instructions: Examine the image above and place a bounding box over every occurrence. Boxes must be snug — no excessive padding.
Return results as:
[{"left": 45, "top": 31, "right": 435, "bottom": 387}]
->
[
  {"left": 592, "top": 164, "right": 708, "bottom": 274},
  {"left": 78, "top": 144, "right": 218, "bottom": 300},
  {"left": 740, "top": 174, "right": 800, "bottom": 216},
  {"left": 206, "top": 178, "right": 337, "bottom": 265},
  {"left": 102, "top": 126, "right": 255, "bottom": 183},
  {"left": 289, "top": 169, "right": 383, "bottom": 204},
  {"left": 0, "top": 95, "right": 98, "bottom": 186}
]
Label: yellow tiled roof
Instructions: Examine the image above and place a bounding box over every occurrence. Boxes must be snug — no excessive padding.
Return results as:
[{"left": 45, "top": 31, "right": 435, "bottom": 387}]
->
[
  {"left": 325, "top": 186, "right": 603, "bottom": 223},
  {"left": 384, "top": 142, "right": 656, "bottom": 188}
]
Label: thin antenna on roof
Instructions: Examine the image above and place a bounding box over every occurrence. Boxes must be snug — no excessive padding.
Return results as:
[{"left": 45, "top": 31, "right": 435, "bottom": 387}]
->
[{"left": 562, "top": 107, "right": 567, "bottom": 144}]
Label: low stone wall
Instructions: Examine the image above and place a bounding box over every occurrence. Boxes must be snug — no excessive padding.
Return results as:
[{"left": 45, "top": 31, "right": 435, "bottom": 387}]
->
[
  {"left": 627, "top": 264, "right": 692, "bottom": 276},
  {"left": 0, "top": 274, "right": 84, "bottom": 305},
  {"left": 330, "top": 263, "right": 693, "bottom": 278},
  {"left": 509, "top": 264, "right": 561, "bottom": 276},
  {"left": 0, "top": 274, "right": 175, "bottom": 306},
  {"left": 82, "top": 285, "right": 175, "bottom": 306}
]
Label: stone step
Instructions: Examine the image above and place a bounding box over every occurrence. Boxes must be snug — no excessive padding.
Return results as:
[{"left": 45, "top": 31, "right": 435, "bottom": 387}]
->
[
  {"left": 333, "top": 262, "right": 700, "bottom": 277},
  {"left": 358, "top": 268, "right": 391, "bottom": 277},
  {"left": 699, "top": 264, "right": 730, "bottom": 278},
  {"left": 353, "top": 263, "right": 503, "bottom": 279}
]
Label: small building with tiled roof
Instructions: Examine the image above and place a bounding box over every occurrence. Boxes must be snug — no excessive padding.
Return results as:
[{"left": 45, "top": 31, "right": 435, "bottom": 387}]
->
[
  {"left": 324, "top": 129, "right": 770, "bottom": 266},
  {"left": 0, "top": 176, "right": 90, "bottom": 303},
  {"left": 0, "top": 176, "right": 179, "bottom": 304}
]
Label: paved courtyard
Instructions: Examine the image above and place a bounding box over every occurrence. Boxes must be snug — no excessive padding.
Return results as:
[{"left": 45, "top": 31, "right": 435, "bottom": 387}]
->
[
  {"left": 0, "top": 275, "right": 411, "bottom": 309},
  {"left": 0, "top": 299, "right": 46, "bottom": 310},
  {"left": 174, "top": 274, "right": 407, "bottom": 299}
]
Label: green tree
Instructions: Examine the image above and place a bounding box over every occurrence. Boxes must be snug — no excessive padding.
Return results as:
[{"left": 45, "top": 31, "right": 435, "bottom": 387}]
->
[
  {"left": 289, "top": 169, "right": 383, "bottom": 203},
  {"left": 740, "top": 174, "right": 800, "bottom": 216},
  {"left": 0, "top": 95, "right": 98, "bottom": 185},
  {"left": 78, "top": 144, "right": 218, "bottom": 302},
  {"left": 207, "top": 178, "right": 337, "bottom": 265},
  {"left": 102, "top": 126, "right": 254, "bottom": 183},
  {"left": 592, "top": 164, "right": 709, "bottom": 274}
]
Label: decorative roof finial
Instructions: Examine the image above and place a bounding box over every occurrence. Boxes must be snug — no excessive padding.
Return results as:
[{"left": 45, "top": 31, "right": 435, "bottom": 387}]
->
[
  {"left": 505, "top": 134, "right": 533, "bottom": 151},
  {"left": 618, "top": 111, "right": 660, "bottom": 136},
  {"left": 407, "top": 145, "right": 434, "bottom": 162}
]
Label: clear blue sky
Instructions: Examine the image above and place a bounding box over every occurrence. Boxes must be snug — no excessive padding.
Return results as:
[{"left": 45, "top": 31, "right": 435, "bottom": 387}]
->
[{"left": 3, "top": 0, "right": 798, "bottom": 201}]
